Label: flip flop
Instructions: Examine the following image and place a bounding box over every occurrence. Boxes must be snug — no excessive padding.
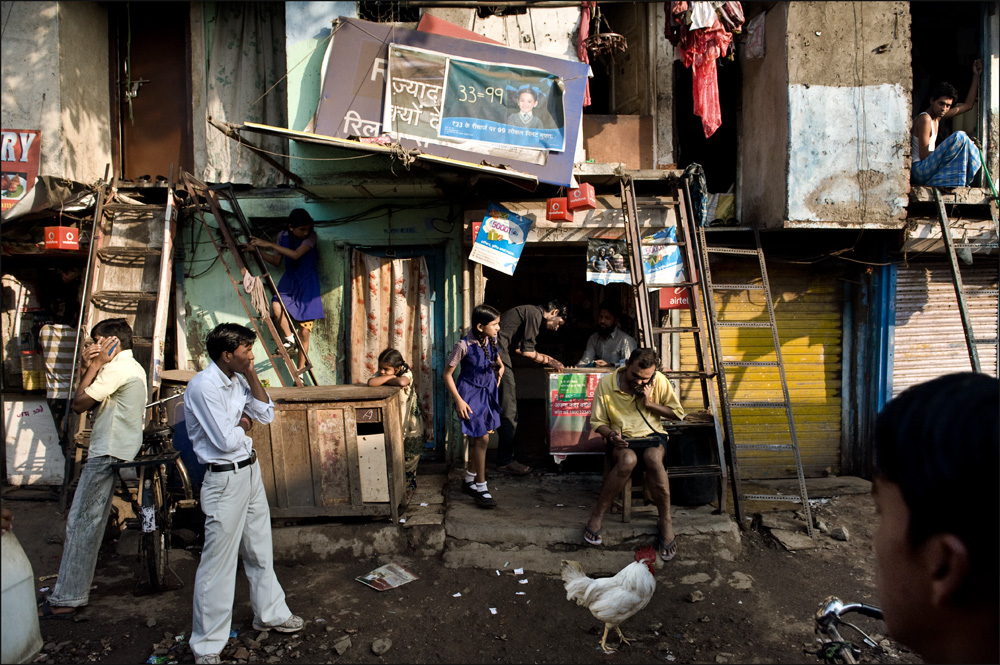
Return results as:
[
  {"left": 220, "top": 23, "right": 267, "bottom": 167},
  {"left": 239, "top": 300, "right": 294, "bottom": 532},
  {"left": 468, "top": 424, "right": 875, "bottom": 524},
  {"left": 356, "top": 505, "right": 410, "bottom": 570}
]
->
[
  {"left": 583, "top": 525, "right": 603, "bottom": 546},
  {"left": 658, "top": 532, "right": 678, "bottom": 562},
  {"left": 38, "top": 599, "right": 76, "bottom": 620},
  {"left": 497, "top": 461, "right": 532, "bottom": 475}
]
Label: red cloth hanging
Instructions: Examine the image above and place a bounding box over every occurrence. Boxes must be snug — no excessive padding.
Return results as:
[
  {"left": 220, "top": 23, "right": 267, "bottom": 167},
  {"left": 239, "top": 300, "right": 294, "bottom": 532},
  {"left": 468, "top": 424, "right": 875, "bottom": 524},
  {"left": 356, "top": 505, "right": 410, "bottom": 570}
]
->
[
  {"left": 674, "top": 11, "right": 733, "bottom": 139},
  {"left": 577, "top": 1, "right": 595, "bottom": 107}
]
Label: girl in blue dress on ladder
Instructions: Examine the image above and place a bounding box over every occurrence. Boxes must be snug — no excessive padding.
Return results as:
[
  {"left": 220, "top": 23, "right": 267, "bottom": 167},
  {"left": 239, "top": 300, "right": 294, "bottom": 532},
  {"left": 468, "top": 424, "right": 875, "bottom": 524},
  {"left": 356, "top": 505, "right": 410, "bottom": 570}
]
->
[
  {"left": 444, "top": 304, "right": 504, "bottom": 509},
  {"left": 250, "top": 209, "right": 324, "bottom": 371}
]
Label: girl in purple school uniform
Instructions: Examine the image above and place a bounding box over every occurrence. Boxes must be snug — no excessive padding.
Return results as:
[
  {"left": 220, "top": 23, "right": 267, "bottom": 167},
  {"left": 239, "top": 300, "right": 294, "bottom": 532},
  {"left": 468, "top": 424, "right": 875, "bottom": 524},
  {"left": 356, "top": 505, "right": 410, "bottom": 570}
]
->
[{"left": 443, "top": 304, "right": 504, "bottom": 509}]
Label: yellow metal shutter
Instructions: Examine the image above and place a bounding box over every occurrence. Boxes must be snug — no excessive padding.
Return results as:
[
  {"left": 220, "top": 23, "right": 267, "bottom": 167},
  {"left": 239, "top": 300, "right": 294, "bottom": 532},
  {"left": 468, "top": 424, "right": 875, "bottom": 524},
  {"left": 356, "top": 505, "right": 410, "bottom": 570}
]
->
[
  {"left": 675, "top": 261, "right": 843, "bottom": 478},
  {"left": 892, "top": 260, "right": 999, "bottom": 396}
]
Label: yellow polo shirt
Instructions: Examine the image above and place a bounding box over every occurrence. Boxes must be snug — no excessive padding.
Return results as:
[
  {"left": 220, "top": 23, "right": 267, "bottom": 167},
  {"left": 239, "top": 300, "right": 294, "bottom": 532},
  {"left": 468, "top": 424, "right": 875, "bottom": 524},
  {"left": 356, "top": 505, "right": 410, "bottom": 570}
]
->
[
  {"left": 84, "top": 349, "right": 148, "bottom": 460},
  {"left": 590, "top": 367, "right": 685, "bottom": 437}
]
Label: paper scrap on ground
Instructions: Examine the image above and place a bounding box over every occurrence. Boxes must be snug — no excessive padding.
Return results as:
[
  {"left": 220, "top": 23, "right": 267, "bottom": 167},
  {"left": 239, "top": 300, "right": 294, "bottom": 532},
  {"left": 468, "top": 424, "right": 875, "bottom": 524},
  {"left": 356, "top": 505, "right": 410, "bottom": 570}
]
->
[
  {"left": 452, "top": 592, "right": 462, "bottom": 597},
  {"left": 518, "top": 579, "right": 528, "bottom": 584},
  {"left": 513, "top": 568, "right": 523, "bottom": 575},
  {"left": 489, "top": 608, "right": 497, "bottom": 615},
  {"left": 356, "top": 562, "right": 419, "bottom": 591},
  {"left": 420, "top": 502, "right": 428, "bottom": 506},
  {"left": 516, "top": 592, "right": 526, "bottom": 595}
]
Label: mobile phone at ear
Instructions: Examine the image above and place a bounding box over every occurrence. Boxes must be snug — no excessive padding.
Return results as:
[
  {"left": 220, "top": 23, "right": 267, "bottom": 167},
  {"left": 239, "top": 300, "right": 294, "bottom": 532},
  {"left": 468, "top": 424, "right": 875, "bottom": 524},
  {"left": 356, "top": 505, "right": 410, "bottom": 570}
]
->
[{"left": 107, "top": 340, "right": 119, "bottom": 357}]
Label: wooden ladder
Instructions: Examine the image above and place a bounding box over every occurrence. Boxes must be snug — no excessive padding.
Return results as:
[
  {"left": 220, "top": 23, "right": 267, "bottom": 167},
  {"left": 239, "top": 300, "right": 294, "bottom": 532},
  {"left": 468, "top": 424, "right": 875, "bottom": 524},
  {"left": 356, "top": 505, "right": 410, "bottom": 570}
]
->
[
  {"left": 61, "top": 170, "right": 179, "bottom": 508},
  {"left": 694, "top": 222, "right": 813, "bottom": 536},
  {"left": 932, "top": 187, "right": 1000, "bottom": 373},
  {"left": 179, "top": 171, "right": 316, "bottom": 387},
  {"left": 617, "top": 174, "right": 733, "bottom": 517}
]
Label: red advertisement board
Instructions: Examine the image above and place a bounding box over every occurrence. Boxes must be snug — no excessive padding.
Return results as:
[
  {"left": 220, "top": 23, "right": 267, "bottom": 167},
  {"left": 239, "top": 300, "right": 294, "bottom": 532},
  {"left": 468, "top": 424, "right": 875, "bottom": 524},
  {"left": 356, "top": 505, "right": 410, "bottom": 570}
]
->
[{"left": 1, "top": 129, "right": 41, "bottom": 212}]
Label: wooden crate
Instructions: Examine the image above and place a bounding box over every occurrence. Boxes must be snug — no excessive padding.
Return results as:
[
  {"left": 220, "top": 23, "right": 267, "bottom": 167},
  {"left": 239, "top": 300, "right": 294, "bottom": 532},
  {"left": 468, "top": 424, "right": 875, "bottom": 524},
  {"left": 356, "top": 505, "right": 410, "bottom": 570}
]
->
[{"left": 250, "top": 385, "right": 406, "bottom": 521}]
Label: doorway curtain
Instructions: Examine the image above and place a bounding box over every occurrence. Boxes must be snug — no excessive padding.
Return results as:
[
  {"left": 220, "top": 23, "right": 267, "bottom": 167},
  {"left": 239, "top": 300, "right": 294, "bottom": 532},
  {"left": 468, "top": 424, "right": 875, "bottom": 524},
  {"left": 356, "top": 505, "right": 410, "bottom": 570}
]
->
[
  {"left": 203, "top": 2, "right": 288, "bottom": 187},
  {"left": 349, "top": 250, "right": 434, "bottom": 438}
]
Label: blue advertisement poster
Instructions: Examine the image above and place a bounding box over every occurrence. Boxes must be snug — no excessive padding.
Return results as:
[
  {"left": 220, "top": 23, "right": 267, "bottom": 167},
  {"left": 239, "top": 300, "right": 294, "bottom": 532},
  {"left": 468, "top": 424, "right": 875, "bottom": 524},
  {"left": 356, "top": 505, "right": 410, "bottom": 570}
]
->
[
  {"left": 642, "top": 227, "right": 687, "bottom": 287},
  {"left": 439, "top": 59, "right": 565, "bottom": 152},
  {"left": 468, "top": 203, "right": 534, "bottom": 276}
]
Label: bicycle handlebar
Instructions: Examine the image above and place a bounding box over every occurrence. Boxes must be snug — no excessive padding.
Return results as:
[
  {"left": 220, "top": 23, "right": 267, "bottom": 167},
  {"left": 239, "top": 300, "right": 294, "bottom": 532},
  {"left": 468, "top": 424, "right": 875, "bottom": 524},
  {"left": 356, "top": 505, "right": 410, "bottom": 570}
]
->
[{"left": 815, "top": 597, "right": 884, "bottom": 628}]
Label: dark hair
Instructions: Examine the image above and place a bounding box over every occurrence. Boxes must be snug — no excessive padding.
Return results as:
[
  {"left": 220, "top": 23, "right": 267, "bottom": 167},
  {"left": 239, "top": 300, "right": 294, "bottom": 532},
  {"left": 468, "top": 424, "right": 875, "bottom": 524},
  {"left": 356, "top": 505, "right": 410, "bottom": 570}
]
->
[
  {"left": 627, "top": 347, "right": 659, "bottom": 369},
  {"left": 206, "top": 323, "right": 256, "bottom": 361},
  {"left": 598, "top": 299, "right": 622, "bottom": 321},
  {"left": 288, "top": 208, "right": 314, "bottom": 228},
  {"left": 874, "top": 372, "right": 999, "bottom": 595},
  {"left": 471, "top": 304, "right": 501, "bottom": 367},
  {"left": 542, "top": 299, "right": 568, "bottom": 321},
  {"left": 91, "top": 318, "right": 133, "bottom": 350},
  {"left": 517, "top": 87, "right": 538, "bottom": 101},
  {"left": 377, "top": 348, "right": 409, "bottom": 374},
  {"left": 929, "top": 82, "right": 959, "bottom": 103}
]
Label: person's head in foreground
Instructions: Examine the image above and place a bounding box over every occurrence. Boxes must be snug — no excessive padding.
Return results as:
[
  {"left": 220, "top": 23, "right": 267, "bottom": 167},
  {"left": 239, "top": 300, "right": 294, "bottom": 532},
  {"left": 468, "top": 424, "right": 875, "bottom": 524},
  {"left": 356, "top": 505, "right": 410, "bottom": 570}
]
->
[{"left": 873, "top": 371, "right": 998, "bottom": 664}]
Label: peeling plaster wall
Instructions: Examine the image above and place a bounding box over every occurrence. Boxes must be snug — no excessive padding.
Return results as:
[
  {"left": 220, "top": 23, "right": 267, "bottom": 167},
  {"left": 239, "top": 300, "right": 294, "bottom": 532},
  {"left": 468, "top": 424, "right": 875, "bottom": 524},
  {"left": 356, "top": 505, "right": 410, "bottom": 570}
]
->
[
  {"left": 787, "top": 83, "right": 909, "bottom": 225},
  {"left": 1, "top": 1, "right": 61, "bottom": 174},
  {"left": 57, "top": 2, "right": 111, "bottom": 183},
  {"left": 0, "top": 1, "right": 109, "bottom": 183},
  {"left": 783, "top": 1, "right": 911, "bottom": 227},
  {"left": 740, "top": 4, "right": 789, "bottom": 225}
]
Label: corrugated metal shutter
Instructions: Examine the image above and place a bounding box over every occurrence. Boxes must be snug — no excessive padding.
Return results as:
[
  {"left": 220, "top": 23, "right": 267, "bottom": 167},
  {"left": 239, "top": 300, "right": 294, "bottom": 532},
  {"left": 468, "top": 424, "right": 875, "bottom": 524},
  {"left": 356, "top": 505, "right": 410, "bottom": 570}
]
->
[
  {"left": 674, "top": 261, "right": 843, "bottom": 479},
  {"left": 892, "top": 260, "right": 999, "bottom": 395}
]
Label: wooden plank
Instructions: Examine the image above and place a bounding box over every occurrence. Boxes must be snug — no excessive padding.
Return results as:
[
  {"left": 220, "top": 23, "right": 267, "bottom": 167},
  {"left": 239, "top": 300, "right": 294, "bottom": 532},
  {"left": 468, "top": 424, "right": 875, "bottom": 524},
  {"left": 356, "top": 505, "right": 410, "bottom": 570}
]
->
[
  {"left": 380, "top": 391, "right": 405, "bottom": 519},
  {"left": 267, "top": 385, "right": 397, "bottom": 402},
  {"left": 315, "top": 408, "right": 350, "bottom": 507},
  {"left": 251, "top": 420, "right": 276, "bottom": 507},
  {"left": 269, "top": 410, "right": 290, "bottom": 507},
  {"left": 280, "top": 407, "right": 314, "bottom": 508},
  {"left": 342, "top": 406, "right": 363, "bottom": 508}
]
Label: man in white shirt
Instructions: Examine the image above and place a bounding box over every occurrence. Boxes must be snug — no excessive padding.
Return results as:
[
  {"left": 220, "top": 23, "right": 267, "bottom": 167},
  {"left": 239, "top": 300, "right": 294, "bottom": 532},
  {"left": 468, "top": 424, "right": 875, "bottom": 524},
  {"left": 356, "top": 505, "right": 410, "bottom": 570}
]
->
[
  {"left": 39, "top": 318, "right": 147, "bottom": 619},
  {"left": 576, "top": 300, "right": 637, "bottom": 368},
  {"left": 911, "top": 59, "right": 982, "bottom": 188},
  {"left": 184, "top": 323, "right": 302, "bottom": 664}
]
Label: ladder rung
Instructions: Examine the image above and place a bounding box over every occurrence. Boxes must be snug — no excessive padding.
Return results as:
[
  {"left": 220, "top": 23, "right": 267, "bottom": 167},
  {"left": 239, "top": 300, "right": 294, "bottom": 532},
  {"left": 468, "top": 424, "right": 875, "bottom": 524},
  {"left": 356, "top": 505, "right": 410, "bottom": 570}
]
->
[
  {"left": 641, "top": 240, "right": 686, "bottom": 246},
  {"left": 660, "top": 370, "right": 716, "bottom": 379},
  {"left": 972, "top": 290, "right": 999, "bottom": 297},
  {"left": 651, "top": 326, "right": 701, "bottom": 334},
  {"left": 664, "top": 464, "right": 722, "bottom": 478},
  {"left": 974, "top": 338, "right": 998, "bottom": 345},
  {"left": 954, "top": 243, "right": 998, "bottom": 249},
  {"left": 706, "top": 247, "right": 758, "bottom": 256},
  {"left": 90, "top": 290, "right": 158, "bottom": 302},
  {"left": 735, "top": 444, "right": 795, "bottom": 451},
  {"left": 717, "top": 321, "right": 773, "bottom": 328},
  {"left": 103, "top": 203, "right": 166, "bottom": 212},
  {"left": 710, "top": 283, "right": 766, "bottom": 290},
  {"left": 722, "top": 360, "right": 779, "bottom": 367},
  {"left": 702, "top": 225, "right": 756, "bottom": 232},
  {"left": 97, "top": 247, "right": 163, "bottom": 259},
  {"left": 743, "top": 494, "right": 804, "bottom": 503},
  {"left": 730, "top": 401, "right": 790, "bottom": 409}
]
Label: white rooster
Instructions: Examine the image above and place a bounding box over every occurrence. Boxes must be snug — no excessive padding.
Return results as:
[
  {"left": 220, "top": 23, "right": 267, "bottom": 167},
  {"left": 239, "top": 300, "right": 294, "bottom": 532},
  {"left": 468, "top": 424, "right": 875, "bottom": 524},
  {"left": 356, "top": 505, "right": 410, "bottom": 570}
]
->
[{"left": 560, "top": 546, "right": 658, "bottom": 653}]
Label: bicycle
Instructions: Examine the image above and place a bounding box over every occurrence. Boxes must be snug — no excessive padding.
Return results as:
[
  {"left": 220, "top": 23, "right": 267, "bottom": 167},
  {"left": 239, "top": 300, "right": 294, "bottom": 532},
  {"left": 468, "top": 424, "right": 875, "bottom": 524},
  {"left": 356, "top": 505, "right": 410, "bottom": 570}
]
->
[
  {"left": 810, "top": 596, "right": 885, "bottom": 664},
  {"left": 112, "top": 392, "right": 197, "bottom": 591}
]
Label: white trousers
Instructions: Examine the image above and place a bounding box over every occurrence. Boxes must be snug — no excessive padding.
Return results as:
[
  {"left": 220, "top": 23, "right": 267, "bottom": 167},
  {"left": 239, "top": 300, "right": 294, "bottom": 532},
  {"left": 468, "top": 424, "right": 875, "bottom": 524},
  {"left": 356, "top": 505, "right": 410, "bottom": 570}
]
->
[{"left": 190, "top": 460, "right": 291, "bottom": 658}]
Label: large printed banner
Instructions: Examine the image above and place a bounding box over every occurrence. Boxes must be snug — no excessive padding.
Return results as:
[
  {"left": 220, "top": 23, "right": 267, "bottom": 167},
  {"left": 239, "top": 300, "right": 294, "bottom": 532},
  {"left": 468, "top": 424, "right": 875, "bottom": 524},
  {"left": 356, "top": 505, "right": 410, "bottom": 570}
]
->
[
  {"left": 468, "top": 202, "right": 533, "bottom": 275},
  {"left": 548, "top": 371, "right": 606, "bottom": 455},
  {"left": 439, "top": 58, "right": 565, "bottom": 151},
  {"left": 385, "top": 45, "right": 545, "bottom": 166},
  {"left": 1, "top": 129, "right": 41, "bottom": 212},
  {"left": 313, "top": 18, "right": 590, "bottom": 188},
  {"left": 641, "top": 227, "right": 686, "bottom": 287}
]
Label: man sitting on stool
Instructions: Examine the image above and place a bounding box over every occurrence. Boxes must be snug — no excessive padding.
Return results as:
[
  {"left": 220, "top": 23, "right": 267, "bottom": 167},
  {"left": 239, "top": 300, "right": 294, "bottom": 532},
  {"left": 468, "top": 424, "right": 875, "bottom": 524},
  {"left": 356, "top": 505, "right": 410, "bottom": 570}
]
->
[
  {"left": 582, "top": 348, "right": 685, "bottom": 561},
  {"left": 911, "top": 59, "right": 983, "bottom": 188}
]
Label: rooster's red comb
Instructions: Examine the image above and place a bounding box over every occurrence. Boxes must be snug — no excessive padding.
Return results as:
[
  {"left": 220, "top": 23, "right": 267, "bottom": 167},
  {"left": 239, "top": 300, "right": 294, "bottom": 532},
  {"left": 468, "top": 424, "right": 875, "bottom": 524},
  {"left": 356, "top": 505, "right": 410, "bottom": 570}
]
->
[{"left": 635, "top": 545, "right": 657, "bottom": 562}]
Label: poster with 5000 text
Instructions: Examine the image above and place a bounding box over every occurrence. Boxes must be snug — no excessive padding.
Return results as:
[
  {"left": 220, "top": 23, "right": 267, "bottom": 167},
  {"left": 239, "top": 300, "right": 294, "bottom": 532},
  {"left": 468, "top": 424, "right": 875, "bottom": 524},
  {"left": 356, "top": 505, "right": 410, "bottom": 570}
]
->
[{"left": 468, "top": 203, "right": 534, "bottom": 275}]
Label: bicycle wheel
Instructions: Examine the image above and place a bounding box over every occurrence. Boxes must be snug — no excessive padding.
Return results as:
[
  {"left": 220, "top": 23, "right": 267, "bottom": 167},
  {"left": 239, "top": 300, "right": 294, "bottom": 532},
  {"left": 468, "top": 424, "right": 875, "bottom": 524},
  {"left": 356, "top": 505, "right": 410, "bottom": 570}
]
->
[{"left": 139, "top": 464, "right": 169, "bottom": 591}]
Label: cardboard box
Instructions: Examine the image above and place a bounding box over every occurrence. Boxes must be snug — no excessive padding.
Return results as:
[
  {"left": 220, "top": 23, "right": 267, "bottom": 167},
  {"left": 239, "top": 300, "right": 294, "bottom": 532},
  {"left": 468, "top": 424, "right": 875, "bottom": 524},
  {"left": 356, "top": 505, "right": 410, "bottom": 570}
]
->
[
  {"left": 44, "top": 226, "right": 79, "bottom": 250},
  {"left": 567, "top": 182, "right": 597, "bottom": 210},
  {"left": 546, "top": 197, "right": 573, "bottom": 222},
  {"left": 582, "top": 115, "right": 654, "bottom": 169}
]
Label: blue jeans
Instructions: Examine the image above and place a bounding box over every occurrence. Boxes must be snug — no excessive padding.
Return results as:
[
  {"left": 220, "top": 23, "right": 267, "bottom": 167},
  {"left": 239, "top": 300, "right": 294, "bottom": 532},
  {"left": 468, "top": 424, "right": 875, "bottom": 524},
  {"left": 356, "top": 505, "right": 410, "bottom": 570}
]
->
[{"left": 47, "top": 455, "right": 121, "bottom": 608}]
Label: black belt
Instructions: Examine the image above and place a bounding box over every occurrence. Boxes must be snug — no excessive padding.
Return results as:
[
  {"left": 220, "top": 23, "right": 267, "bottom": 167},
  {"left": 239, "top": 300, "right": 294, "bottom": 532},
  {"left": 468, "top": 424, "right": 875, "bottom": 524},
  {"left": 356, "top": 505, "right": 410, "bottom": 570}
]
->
[{"left": 207, "top": 450, "right": 257, "bottom": 473}]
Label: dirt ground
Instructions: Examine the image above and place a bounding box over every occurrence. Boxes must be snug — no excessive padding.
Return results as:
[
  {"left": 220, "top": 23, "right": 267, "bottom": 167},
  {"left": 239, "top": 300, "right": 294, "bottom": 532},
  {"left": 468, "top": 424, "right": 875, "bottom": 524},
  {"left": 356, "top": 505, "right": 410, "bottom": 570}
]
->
[{"left": 8, "top": 478, "right": 923, "bottom": 665}]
